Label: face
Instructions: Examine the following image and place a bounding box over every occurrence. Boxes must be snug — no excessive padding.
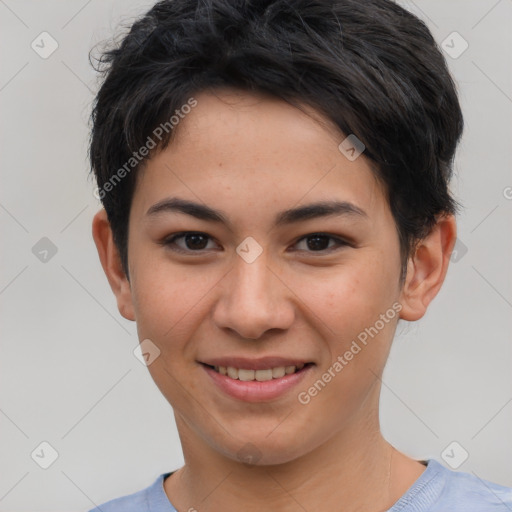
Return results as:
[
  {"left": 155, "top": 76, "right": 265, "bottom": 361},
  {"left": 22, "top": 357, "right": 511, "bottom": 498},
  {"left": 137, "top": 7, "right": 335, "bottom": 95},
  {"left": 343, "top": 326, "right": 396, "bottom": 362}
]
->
[{"left": 119, "top": 89, "right": 407, "bottom": 464}]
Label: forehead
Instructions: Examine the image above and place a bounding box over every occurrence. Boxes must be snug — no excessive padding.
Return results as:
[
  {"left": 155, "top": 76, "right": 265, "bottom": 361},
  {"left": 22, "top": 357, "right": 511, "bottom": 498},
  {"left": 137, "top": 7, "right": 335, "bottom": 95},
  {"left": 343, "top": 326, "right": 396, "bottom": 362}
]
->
[
  {"left": 132, "top": 88, "right": 388, "bottom": 225},
  {"left": 171, "top": 88, "right": 348, "bottom": 166}
]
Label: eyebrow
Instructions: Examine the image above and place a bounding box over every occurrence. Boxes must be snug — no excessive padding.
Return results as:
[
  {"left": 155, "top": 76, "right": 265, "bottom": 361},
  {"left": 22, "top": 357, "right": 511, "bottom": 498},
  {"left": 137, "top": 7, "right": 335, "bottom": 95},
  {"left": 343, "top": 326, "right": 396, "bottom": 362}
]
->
[{"left": 146, "top": 197, "right": 367, "bottom": 228}]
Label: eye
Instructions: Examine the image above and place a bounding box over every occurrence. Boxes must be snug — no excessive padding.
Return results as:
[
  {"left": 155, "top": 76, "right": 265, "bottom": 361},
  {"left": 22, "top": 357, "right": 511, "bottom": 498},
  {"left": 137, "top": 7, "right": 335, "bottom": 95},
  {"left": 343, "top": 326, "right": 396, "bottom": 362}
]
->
[
  {"left": 292, "top": 233, "right": 349, "bottom": 254},
  {"left": 161, "top": 232, "right": 219, "bottom": 254},
  {"left": 161, "top": 231, "right": 349, "bottom": 255}
]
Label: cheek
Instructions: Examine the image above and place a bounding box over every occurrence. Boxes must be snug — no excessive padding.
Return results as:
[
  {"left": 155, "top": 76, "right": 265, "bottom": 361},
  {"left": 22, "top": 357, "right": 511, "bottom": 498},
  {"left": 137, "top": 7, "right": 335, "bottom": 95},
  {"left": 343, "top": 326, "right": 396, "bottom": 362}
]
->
[
  {"left": 130, "top": 254, "right": 210, "bottom": 339},
  {"left": 130, "top": 264, "right": 210, "bottom": 405},
  {"left": 291, "top": 254, "right": 399, "bottom": 338}
]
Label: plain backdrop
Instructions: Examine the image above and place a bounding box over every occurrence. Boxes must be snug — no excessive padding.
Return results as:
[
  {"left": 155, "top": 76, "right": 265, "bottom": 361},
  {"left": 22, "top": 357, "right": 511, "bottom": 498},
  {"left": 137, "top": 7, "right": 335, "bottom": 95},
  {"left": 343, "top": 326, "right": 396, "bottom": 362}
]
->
[{"left": 1, "top": 1, "right": 511, "bottom": 510}]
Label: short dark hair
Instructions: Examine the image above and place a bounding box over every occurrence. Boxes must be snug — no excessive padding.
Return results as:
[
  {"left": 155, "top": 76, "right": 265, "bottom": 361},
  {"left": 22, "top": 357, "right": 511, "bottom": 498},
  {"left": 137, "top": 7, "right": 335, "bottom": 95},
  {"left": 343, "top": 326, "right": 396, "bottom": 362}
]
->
[{"left": 88, "top": 0, "right": 464, "bottom": 282}]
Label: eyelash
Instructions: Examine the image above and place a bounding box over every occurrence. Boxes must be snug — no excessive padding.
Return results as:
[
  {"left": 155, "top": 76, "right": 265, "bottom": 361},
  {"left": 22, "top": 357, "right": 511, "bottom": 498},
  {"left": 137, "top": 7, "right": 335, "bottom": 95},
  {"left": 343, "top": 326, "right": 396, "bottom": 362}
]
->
[{"left": 160, "top": 231, "right": 351, "bottom": 255}]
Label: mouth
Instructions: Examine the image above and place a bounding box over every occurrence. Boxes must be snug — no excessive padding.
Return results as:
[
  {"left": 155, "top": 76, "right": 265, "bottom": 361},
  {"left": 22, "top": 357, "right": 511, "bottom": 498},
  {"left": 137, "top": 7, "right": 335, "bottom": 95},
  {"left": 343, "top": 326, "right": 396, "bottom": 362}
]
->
[
  {"left": 199, "top": 359, "right": 315, "bottom": 402},
  {"left": 202, "top": 362, "right": 313, "bottom": 381}
]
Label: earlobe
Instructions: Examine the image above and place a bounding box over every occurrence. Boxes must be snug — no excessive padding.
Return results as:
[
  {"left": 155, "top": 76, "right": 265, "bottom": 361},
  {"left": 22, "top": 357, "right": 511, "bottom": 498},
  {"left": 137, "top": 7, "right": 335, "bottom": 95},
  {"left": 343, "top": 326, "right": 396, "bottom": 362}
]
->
[
  {"left": 91, "top": 208, "right": 136, "bottom": 321},
  {"left": 399, "top": 215, "right": 457, "bottom": 321}
]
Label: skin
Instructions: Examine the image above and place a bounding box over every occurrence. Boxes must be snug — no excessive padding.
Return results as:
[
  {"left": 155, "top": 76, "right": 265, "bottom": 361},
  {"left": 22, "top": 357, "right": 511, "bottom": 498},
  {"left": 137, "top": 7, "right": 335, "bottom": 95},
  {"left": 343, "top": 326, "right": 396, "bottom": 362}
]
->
[{"left": 93, "top": 88, "right": 457, "bottom": 512}]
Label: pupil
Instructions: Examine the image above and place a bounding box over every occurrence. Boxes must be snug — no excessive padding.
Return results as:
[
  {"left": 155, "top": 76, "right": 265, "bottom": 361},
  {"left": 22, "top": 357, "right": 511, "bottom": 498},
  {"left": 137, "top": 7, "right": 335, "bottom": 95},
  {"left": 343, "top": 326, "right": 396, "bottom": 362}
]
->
[
  {"left": 186, "top": 234, "right": 208, "bottom": 250},
  {"left": 307, "top": 235, "right": 329, "bottom": 251}
]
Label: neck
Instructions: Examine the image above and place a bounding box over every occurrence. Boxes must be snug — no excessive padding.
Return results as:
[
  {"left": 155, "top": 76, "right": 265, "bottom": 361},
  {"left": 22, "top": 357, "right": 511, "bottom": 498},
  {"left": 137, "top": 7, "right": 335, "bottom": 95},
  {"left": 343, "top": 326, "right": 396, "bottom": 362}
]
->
[{"left": 164, "top": 409, "right": 421, "bottom": 512}]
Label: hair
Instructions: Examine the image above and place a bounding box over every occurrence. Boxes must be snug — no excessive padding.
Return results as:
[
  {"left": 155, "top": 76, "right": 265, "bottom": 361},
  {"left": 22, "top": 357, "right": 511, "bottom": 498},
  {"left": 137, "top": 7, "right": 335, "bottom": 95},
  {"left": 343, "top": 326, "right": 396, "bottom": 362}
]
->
[{"left": 88, "top": 0, "right": 464, "bottom": 283}]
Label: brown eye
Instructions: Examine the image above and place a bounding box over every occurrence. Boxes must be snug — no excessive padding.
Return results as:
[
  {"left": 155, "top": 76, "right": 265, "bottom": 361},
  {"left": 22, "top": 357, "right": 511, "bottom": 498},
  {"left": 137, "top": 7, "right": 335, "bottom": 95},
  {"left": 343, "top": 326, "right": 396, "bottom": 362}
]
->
[
  {"left": 161, "top": 231, "right": 349, "bottom": 256},
  {"left": 162, "top": 232, "right": 218, "bottom": 253},
  {"left": 293, "top": 233, "right": 349, "bottom": 253}
]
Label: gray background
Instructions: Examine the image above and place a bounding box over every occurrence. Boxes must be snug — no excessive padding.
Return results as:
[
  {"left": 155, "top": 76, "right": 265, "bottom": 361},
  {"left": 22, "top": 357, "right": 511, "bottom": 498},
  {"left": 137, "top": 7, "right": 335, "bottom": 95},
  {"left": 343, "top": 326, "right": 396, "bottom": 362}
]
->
[{"left": 1, "top": 0, "right": 511, "bottom": 510}]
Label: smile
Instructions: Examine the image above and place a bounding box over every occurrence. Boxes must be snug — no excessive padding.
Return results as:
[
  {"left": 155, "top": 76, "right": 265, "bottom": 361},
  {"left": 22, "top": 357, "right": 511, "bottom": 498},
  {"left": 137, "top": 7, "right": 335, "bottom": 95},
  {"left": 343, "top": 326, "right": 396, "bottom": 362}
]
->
[
  {"left": 209, "top": 364, "right": 306, "bottom": 381},
  {"left": 200, "top": 361, "right": 314, "bottom": 402}
]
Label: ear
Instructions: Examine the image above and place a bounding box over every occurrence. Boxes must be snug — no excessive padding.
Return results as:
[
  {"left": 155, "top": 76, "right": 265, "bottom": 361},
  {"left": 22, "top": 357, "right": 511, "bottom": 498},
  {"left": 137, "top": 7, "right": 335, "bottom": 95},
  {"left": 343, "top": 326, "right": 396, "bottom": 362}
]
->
[
  {"left": 399, "top": 214, "right": 457, "bottom": 321},
  {"left": 91, "top": 208, "right": 136, "bottom": 321}
]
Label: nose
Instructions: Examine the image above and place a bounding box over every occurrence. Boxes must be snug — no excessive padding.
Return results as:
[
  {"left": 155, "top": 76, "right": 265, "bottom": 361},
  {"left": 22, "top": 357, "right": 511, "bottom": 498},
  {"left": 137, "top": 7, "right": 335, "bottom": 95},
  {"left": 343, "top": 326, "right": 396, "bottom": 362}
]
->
[{"left": 212, "top": 251, "right": 295, "bottom": 340}]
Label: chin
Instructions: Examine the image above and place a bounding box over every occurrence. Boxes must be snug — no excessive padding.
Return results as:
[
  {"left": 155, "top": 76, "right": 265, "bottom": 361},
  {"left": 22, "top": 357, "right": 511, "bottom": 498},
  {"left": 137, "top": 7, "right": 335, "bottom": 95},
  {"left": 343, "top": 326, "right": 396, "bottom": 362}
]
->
[{"left": 212, "top": 430, "right": 315, "bottom": 467}]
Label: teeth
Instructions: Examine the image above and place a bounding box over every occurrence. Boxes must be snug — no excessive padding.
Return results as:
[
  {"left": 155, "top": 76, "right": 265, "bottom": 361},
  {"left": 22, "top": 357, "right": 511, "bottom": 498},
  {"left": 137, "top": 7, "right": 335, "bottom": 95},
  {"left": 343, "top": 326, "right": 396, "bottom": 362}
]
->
[
  {"left": 227, "top": 366, "right": 239, "bottom": 379},
  {"left": 272, "top": 366, "right": 285, "bottom": 378},
  {"left": 238, "top": 369, "right": 255, "bottom": 381},
  {"left": 255, "top": 369, "right": 273, "bottom": 381},
  {"left": 213, "top": 364, "right": 306, "bottom": 381}
]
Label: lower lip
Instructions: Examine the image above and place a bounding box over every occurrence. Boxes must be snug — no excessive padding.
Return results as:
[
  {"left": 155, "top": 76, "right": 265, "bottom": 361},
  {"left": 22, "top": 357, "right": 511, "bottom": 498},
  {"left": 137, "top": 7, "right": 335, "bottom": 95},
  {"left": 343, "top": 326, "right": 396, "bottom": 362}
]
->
[{"left": 202, "top": 364, "right": 313, "bottom": 402}]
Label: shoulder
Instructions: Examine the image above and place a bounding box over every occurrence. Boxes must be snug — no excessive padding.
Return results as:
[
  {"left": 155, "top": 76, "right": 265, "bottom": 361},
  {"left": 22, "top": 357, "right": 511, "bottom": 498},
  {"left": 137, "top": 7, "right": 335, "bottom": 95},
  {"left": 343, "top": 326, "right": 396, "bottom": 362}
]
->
[
  {"left": 435, "top": 461, "right": 512, "bottom": 510},
  {"left": 86, "top": 473, "right": 174, "bottom": 512},
  {"left": 402, "top": 459, "right": 512, "bottom": 512}
]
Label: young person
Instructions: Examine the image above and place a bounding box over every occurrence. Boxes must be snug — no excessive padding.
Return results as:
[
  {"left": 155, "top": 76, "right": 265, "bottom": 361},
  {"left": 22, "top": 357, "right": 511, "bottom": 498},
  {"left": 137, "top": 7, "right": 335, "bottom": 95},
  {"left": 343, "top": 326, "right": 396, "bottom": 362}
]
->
[{"left": 88, "top": 0, "right": 512, "bottom": 510}]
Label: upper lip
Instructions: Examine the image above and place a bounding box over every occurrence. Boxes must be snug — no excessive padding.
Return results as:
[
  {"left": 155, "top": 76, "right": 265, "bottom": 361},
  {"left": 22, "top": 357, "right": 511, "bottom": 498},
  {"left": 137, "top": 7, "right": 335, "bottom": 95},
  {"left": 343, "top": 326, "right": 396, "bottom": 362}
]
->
[{"left": 199, "top": 357, "right": 312, "bottom": 370}]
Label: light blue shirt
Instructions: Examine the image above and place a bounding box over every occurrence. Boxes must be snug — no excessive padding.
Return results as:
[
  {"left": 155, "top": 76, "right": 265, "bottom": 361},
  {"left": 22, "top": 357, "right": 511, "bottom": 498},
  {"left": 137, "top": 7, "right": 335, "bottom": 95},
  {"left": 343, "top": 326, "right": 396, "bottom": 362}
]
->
[{"left": 88, "top": 459, "right": 512, "bottom": 511}]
